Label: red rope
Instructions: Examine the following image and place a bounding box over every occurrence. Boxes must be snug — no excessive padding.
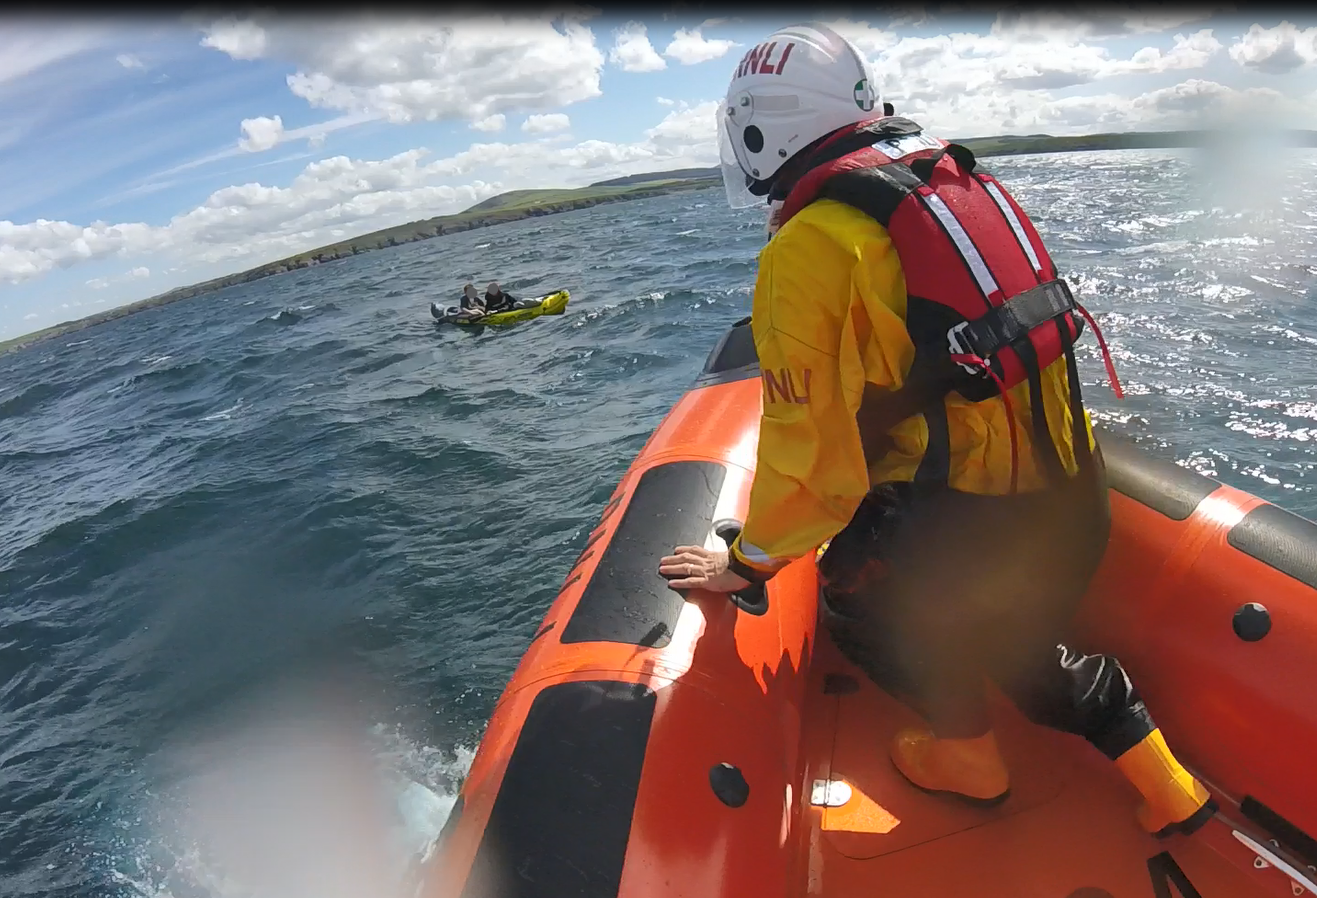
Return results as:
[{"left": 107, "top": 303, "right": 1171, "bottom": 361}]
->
[
  {"left": 1073, "top": 302, "right": 1125, "bottom": 400},
  {"left": 947, "top": 302, "right": 1123, "bottom": 495}
]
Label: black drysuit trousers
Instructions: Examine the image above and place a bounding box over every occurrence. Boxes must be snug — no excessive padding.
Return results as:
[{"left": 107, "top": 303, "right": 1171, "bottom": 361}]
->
[{"left": 818, "top": 446, "right": 1157, "bottom": 761}]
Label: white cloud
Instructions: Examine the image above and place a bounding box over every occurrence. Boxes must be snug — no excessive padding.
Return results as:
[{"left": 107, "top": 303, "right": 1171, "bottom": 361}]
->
[
  {"left": 200, "top": 17, "right": 268, "bottom": 60},
  {"left": 989, "top": 9, "right": 1222, "bottom": 43},
  {"left": 160, "top": 150, "right": 503, "bottom": 262},
  {"left": 14, "top": 13, "right": 1317, "bottom": 312},
  {"left": 24, "top": 312, "right": 38, "bottom": 320},
  {"left": 282, "top": 114, "right": 376, "bottom": 151},
  {"left": 81, "top": 265, "right": 147, "bottom": 290},
  {"left": 522, "top": 113, "right": 570, "bottom": 134},
  {"left": 116, "top": 53, "right": 144, "bottom": 69},
  {"left": 394, "top": 102, "right": 719, "bottom": 183},
  {"left": 841, "top": 18, "right": 1244, "bottom": 133},
  {"left": 609, "top": 21, "right": 667, "bottom": 72},
  {"left": 239, "top": 115, "right": 284, "bottom": 152},
  {"left": 824, "top": 19, "right": 899, "bottom": 57},
  {"left": 663, "top": 25, "right": 738, "bottom": 66},
  {"left": 0, "top": 25, "right": 106, "bottom": 86},
  {"left": 1, "top": 220, "right": 161, "bottom": 285},
  {"left": 926, "top": 77, "right": 1314, "bottom": 138},
  {"left": 643, "top": 100, "right": 718, "bottom": 149},
  {"left": 1128, "top": 78, "right": 1308, "bottom": 126},
  {"left": 199, "top": 15, "right": 606, "bottom": 124},
  {"left": 0, "top": 104, "right": 721, "bottom": 287},
  {"left": 1126, "top": 30, "right": 1224, "bottom": 74},
  {"left": 1229, "top": 22, "right": 1317, "bottom": 74}
]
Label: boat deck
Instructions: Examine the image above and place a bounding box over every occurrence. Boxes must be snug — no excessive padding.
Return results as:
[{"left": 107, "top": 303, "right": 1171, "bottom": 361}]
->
[{"left": 799, "top": 634, "right": 1290, "bottom": 898}]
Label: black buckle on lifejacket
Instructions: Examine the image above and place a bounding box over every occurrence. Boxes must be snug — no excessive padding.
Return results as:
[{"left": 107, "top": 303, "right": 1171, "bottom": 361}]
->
[
  {"left": 946, "top": 322, "right": 988, "bottom": 376},
  {"left": 946, "top": 279, "right": 1080, "bottom": 367},
  {"left": 909, "top": 143, "right": 978, "bottom": 183}
]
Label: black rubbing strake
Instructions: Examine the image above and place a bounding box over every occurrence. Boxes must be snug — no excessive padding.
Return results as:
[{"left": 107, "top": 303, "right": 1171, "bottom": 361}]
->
[
  {"left": 580, "top": 524, "right": 608, "bottom": 555},
  {"left": 1227, "top": 502, "right": 1317, "bottom": 590},
  {"left": 1097, "top": 432, "right": 1220, "bottom": 520},
  {"left": 1240, "top": 796, "right": 1317, "bottom": 869},
  {"left": 700, "top": 316, "right": 756, "bottom": 374},
  {"left": 568, "top": 549, "right": 596, "bottom": 575},
  {"left": 1231, "top": 603, "right": 1271, "bottom": 642},
  {"left": 459, "top": 681, "right": 656, "bottom": 898},
  {"left": 599, "top": 494, "right": 623, "bottom": 523},
  {"left": 560, "top": 461, "right": 727, "bottom": 647},
  {"left": 696, "top": 317, "right": 759, "bottom": 385}
]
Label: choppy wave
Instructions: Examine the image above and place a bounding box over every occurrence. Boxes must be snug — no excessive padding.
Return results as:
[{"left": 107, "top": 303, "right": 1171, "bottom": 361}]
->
[{"left": 0, "top": 147, "right": 1315, "bottom": 896}]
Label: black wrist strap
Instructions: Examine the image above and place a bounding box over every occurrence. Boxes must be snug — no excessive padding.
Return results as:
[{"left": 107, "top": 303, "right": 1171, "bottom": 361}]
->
[{"left": 727, "top": 550, "right": 774, "bottom": 584}]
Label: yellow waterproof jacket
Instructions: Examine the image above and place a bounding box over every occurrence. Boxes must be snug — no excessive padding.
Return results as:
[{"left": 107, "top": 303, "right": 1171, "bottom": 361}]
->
[{"left": 727, "top": 198, "right": 1096, "bottom": 580}]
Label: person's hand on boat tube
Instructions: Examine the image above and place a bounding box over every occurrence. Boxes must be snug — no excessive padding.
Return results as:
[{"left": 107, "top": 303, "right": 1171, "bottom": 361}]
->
[{"left": 659, "top": 545, "right": 751, "bottom": 593}]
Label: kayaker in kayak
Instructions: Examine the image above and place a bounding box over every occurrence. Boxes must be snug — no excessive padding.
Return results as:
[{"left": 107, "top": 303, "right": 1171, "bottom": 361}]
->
[
  {"left": 483, "top": 282, "right": 516, "bottom": 314},
  {"left": 659, "top": 21, "right": 1215, "bottom": 838},
  {"left": 458, "top": 283, "right": 485, "bottom": 317}
]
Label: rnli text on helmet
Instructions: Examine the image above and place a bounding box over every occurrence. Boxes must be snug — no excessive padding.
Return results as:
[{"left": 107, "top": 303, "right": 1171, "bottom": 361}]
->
[{"left": 735, "top": 42, "right": 796, "bottom": 79}]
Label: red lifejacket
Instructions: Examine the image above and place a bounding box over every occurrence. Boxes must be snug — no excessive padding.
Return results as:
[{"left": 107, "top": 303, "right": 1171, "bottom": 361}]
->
[{"left": 774, "top": 117, "right": 1123, "bottom": 493}]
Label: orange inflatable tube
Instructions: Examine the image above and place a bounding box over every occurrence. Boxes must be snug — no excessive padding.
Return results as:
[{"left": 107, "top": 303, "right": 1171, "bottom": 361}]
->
[{"left": 422, "top": 317, "right": 1317, "bottom": 898}]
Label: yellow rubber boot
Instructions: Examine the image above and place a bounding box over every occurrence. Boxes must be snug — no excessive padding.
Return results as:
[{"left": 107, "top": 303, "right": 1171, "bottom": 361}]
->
[
  {"left": 1114, "top": 729, "right": 1216, "bottom": 838},
  {"left": 890, "top": 728, "right": 1011, "bottom": 806}
]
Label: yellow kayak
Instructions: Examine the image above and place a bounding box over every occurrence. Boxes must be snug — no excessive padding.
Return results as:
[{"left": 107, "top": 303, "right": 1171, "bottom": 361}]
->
[{"left": 430, "top": 290, "right": 570, "bottom": 326}]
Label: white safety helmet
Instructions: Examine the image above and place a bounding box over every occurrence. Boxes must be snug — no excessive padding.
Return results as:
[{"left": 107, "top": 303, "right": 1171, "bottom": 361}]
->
[{"left": 718, "top": 22, "right": 881, "bottom": 209}]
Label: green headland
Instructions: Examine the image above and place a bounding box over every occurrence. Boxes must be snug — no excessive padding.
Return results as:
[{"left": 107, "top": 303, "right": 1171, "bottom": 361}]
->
[{"left": 4, "top": 127, "right": 1315, "bottom": 355}]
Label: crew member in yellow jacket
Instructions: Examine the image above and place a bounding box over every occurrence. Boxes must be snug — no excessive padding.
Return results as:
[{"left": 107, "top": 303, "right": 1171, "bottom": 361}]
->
[{"left": 659, "top": 21, "right": 1215, "bottom": 838}]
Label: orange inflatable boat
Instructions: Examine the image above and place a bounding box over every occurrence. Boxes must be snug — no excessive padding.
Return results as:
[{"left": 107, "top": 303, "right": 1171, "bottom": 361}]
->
[{"left": 423, "top": 316, "right": 1317, "bottom": 898}]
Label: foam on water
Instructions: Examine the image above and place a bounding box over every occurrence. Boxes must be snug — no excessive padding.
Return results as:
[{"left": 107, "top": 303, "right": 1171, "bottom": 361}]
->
[{"left": 1, "top": 149, "right": 1316, "bottom": 897}]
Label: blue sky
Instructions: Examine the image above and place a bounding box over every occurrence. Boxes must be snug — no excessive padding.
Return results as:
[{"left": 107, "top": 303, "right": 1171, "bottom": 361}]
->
[{"left": 2, "top": 9, "right": 1316, "bottom": 339}]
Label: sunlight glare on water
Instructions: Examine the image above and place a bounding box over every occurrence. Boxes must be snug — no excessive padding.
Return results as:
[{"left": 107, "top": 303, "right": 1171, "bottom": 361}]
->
[{"left": 0, "top": 149, "right": 1315, "bottom": 896}]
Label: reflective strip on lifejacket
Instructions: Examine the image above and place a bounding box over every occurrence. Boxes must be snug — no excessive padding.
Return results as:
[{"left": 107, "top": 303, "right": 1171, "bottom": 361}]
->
[
  {"left": 869, "top": 132, "right": 943, "bottom": 160},
  {"left": 919, "top": 191, "right": 1000, "bottom": 301},
  {"left": 980, "top": 179, "right": 1044, "bottom": 277}
]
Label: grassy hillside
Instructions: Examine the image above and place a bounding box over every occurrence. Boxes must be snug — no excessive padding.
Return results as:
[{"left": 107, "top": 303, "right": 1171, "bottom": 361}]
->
[
  {"left": 590, "top": 167, "right": 720, "bottom": 188},
  {"left": 0, "top": 174, "right": 720, "bottom": 356},
  {"left": 6, "top": 125, "right": 1317, "bottom": 356},
  {"left": 958, "top": 128, "right": 1317, "bottom": 156},
  {"left": 464, "top": 180, "right": 691, "bottom": 213}
]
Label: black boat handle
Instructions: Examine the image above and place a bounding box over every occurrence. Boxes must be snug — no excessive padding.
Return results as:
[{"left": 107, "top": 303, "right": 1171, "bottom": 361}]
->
[{"left": 713, "top": 519, "right": 769, "bottom": 617}]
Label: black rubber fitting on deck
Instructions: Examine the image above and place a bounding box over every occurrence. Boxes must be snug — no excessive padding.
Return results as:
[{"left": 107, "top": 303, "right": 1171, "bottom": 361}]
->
[
  {"left": 709, "top": 763, "right": 750, "bottom": 808},
  {"left": 1232, "top": 602, "right": 1272, "bottom": 642}
]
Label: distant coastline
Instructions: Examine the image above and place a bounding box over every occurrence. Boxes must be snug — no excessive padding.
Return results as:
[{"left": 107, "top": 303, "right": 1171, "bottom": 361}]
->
[{"left": 5, "top": 126, "right": 1316, "bottom": 356}]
